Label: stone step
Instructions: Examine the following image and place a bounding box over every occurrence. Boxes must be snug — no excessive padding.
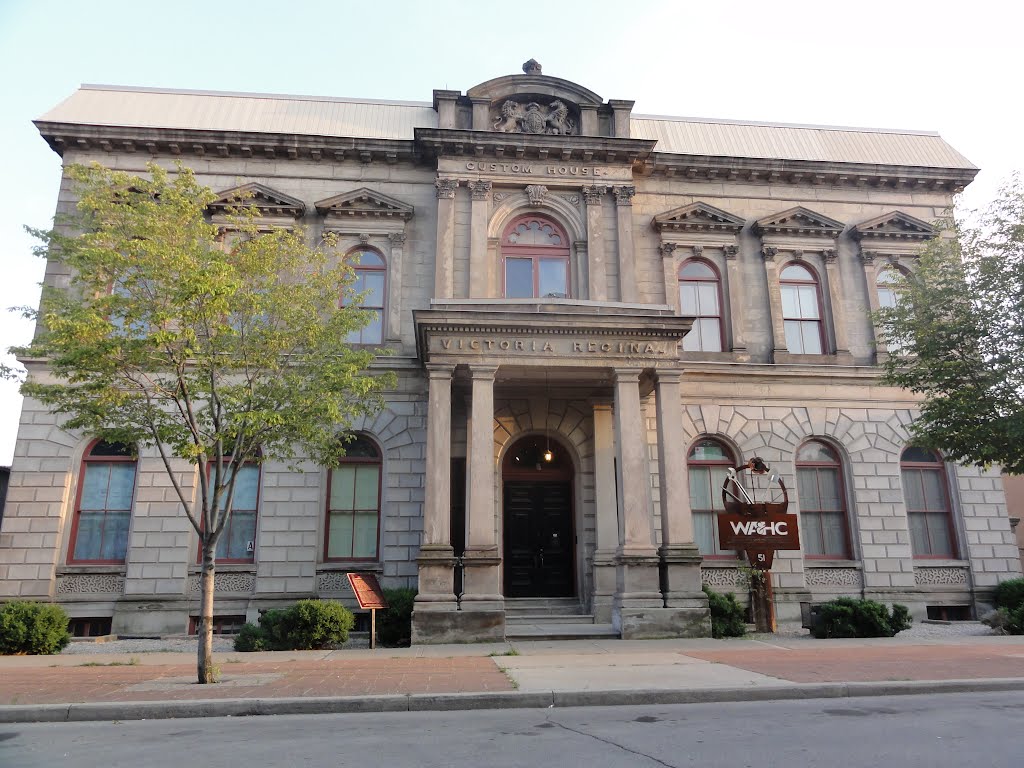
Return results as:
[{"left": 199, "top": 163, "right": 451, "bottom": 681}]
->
[
  {"left": 505, "top": 622, "right": 620, "bottom": 641},
  {"left": 503, "top": 598, "right": 586, "bottom": 617},
  {"left": 505, "top": 614, "right": 595, "bottom": 625}
]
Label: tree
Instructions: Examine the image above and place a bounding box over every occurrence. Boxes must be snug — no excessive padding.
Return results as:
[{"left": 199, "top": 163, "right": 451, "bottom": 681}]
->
[
  {"left": 7, "top": 162, "right": 392, "bottom": 682},
  {"left": 876, "top": 174, "right": 1024, "bottom": 473}
]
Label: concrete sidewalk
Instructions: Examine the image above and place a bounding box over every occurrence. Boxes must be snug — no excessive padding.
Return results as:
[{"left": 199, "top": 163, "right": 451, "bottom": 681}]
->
[{"left": 2, "top": 635, "right": 1024, "bottom": 723}]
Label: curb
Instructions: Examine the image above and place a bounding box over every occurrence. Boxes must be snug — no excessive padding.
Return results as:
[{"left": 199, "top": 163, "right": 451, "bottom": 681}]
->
[{"left": 2, "top": 678, "right": 1023, "bottom": 724}]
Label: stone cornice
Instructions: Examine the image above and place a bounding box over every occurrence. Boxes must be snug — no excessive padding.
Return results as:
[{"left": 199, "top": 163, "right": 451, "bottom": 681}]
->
[
  {"left": 208, "top": 182, "right": 305, "bottom": 218},
  {"left": 755, "top": 206, "right": 844, "bottom": 239},
  {"left": 852, "top": 210, "right": 936, "bottom": 241},
  {"left": 414, "top": 128, "right": 656, "bottom": 165},
  {"left": 34, "top": 121, "right": 419, "bottom": 164},
  {"left": 642, "top": 151, "right": 976, "bottom": 192},
  {"left": 653, "top": 201, "right": 746, "bottom": 234},
  {"left": 314, "top": 188, "right": 414, "bottom": 221}
]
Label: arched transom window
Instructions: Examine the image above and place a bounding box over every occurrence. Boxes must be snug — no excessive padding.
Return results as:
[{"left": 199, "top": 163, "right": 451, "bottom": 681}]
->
[
  {"left": 780, "top": 263, "right": 823, "bottom": 355},
  {"left": 901, "top": 447, "right": 956, "bottom": 558},
  {"left": 70, "top": 440, "right": 137, "bottom": 564},
  {"left": 502, "top": 216, "right": 570, "bottom": 299},
  {"left": 343, "top": 248, "right": 386, "bottom": 345},
  {"left": 796, "top": 440, "right": 851, "bottom": 558},
  {"left": 688, "top": 438, "right": 735, "bottom": 557},
  {"left": 679, "top": 260, "right": 723, "bottom": 352}
]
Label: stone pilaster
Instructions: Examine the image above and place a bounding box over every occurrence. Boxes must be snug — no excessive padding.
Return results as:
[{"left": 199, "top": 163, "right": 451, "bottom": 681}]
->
[
  {"left": 583, "top": 185, "right": 607, "bottom": 301},
  {"left": 613, "top": 186, "right": 637, "bottom": 303},
  {"left": 468, "top": 181, "right": 492, "bottom": 298},
  {"left": 386, "top": 232, "right": 405, "bottom": 342},
  {"left": 723, "top": 245, "right": 747, "bottom": 353},
  {"left": 859, "top": 251, "right": 887, "bottom": 362},
  {"left": 761, "top": 246, "right": 788, "bottom": 357},
  {"left": 433, "top": 177, "right": 458, "bottom": 299},
  {"left": 822, "top": 249, "right": 849, "bottom": 355},
  {"left": 591, "top": 401, "right": 618, "bottom": 623}
]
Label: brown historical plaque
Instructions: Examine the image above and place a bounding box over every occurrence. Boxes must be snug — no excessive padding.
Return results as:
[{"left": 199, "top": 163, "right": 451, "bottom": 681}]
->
[
  {"left": 346, "top": 572, "right": 389, "bottom": 610},
  {"left": 718, "top": 513, "right": 801, "bottom": 551}
]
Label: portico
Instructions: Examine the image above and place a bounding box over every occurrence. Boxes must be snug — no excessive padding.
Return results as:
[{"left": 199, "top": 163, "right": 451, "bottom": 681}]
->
[{"left": 410, "top": 304, "right": 711, "bottom": 642}]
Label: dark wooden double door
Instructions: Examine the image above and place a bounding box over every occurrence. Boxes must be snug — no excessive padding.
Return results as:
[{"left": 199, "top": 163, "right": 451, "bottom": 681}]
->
[{"left": 503, "top": 480, "right": 574, "bottom": 598}]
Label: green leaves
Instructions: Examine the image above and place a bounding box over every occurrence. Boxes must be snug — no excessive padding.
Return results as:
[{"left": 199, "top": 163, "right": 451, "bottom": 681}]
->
[
  {"left": 11, "top": 161, "right": 392, "bottom": 539},
  {"left": 876, "top": 174, "right": 1024, "bottom": 473}
]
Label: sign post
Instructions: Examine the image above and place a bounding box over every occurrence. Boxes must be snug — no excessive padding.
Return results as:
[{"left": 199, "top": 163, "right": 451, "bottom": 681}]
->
[
  {"left": 719, "top": 458, "right": 800, "bottom": 633},
  {"left": 346, "top": 572, "right": 389, "bottom": 649}
]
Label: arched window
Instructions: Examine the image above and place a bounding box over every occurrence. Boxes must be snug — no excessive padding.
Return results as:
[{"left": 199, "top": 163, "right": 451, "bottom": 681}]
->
[
  {"left": 780, "top": 263, "right": 823, "bottom": 355},
  {"left": 214, "top": 461, "right": 261, "bottom": 562},
  {"left": 901, "top": 447, "right": 956, "bottom": 558},
  {"left": 70, "top": 441, "right": 136, "bottom": 563},
  {"left": 343, "top": 248, "right": 386, "bottom": 345},
  {"left": 688, "top": 438, "right": 735, "bottom": 557},
  {"left": 326, "top": 436, "right": 382, "bottom": 561},
  {"left": 679, "top": 260, "right": 723, "bottom": 352},
  {"left": 796, "top": 441, "right": 850, "bottom": 558},
  {"left": 502, "top": 215, "right": 570, "bottom": 299}
]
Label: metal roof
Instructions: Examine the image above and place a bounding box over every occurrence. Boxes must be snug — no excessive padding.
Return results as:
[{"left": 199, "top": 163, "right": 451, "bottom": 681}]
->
[{"left": 37, "top": 85, "right": 976, "bottom": 169}]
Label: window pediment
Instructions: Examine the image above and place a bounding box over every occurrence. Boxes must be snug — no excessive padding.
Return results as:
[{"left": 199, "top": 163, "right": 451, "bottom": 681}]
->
[
  {"left": 208, "top": 183, "right": 305, "bottom": 219},
  {"left": 755, "top": 206, "right": 843, "bottom": 238},
  {"left": 653, "top": 202, "right": 745, "bottom": 234},
  {"left": 315, "top": 188, "right": 414, "bottom": 222},
  {"left": 852, "top": 211, "right": 935, "bottom": 242}
]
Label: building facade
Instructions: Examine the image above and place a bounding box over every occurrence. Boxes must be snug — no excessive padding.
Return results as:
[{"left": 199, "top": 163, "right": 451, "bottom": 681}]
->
[{"left": 1, "top": 60, "right": 1020, "bottom": 640}]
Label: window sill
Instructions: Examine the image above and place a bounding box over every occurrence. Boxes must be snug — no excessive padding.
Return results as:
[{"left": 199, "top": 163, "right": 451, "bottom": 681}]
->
[
  {"left": 774, "top": 351, "right": 855, "bottom": 366},
  {"left": 318, "top": 562, "right": 383, "bottom": 572},
  {"left": 57, "top": 564, "right": 126, "bottom": 575},
  {"left": 188, "top": 563, "right": 256, "bottom": 574},
  {"left": 912, "top": 559, "right": 969, "bottom": 567},
  {"left": 805, "top": 560, "right": 862, "bottom": 569}
]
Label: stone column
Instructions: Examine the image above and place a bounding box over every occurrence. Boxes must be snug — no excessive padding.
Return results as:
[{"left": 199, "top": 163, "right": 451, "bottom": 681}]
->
[
  {"left": 761, "top": 247, "right": 788, "bottom": 356},
  {"left": 385, "top": 232, "right": 405, "bottom": 342},
  {"left": 654, "top": 371, "right": 705, "bottom": 610},
  {"left": 468, "top": 181, "right": 492, "bottom": 298},
  {"left": 584, "top": 185, "right": 607, "bottom": 301},
  {"left": 461, "top": 365, "right": 503, "bottom": 635},
  {"left": 723, "top": 245, "right": 747, "bottom": 353},
  {"left": 613, "top": 186, "right": 638, "bottom": 303},
  {"left": 434, "top": 177, "right": 458, "bottom": 299},
  {"left": 612, "top": 368, "right": 663, "bottom": 635},
  {"left": 822, "top": 248, "right": 849, "bottom": 355},
  {"left": 412, "top": 364, "right": 458, "bottom": 642},
  {"left": 591, "top": 401, "right": 618, "bottom": 623}
]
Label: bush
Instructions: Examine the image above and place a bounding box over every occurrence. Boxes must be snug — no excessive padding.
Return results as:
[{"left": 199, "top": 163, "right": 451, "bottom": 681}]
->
[
  {"left": 377, "top": 587, "right": 416, "bottom": 647},
  {"left": 233, "top": 600, "right": 354, "bottom": 652},
  {"left": 0, "top": 601, "right": 72, "bottom": 655},
  {"left": 703, "top": 585, "right": 746, "bottom": 638},
  {"left": 811, "top": 597, "right": 912, "bottom": 639},
  {"left": 993, "top": 577, "right": 1024, "bottom": 612}
]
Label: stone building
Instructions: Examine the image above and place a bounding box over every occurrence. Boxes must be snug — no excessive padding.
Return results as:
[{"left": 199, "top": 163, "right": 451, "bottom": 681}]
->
[{"left": 1, "top": 60, "right": 1020, "bottom": 641}]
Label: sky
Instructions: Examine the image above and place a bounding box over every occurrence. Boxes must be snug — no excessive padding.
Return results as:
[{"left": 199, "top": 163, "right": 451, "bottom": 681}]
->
[{"left": 0, "top": 0, "right": 1021, "bottom": 466}]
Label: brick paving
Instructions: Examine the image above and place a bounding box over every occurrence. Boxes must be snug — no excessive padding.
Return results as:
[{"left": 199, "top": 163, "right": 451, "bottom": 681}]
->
[
  {"left": 687, "top": 644, "right": 1024, "bottom": 683},
  {"left": 0, "top": 657, "right": 513, "bottom": 705}
]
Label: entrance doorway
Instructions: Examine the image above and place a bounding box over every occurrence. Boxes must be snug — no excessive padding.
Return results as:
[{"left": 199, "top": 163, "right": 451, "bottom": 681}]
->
[{"left": 502, "top": 435, "right": 574, "bottom": 598}]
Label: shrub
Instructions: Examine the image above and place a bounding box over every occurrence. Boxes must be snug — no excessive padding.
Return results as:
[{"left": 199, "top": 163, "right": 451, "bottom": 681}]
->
[
  {"left": 703, "top": 585, "right": 746, "bottom": 638},
  {"left": 811, "top": 597, "right": 912, "bottom": 639},
  {"left": 233, "top": 600, "right": 354, "bottom": 652},
  {"left": 0, "top": 601, "right": 72, "bottom": 655},
  {"left": 377, "top": 587, "right": 416, "bottom": 647},
  {"left": 992, "top": 577, "right": 1024, "bottom": 612},
  {"left": 233, "top": 622, "right": 268, "bottom": 652}
]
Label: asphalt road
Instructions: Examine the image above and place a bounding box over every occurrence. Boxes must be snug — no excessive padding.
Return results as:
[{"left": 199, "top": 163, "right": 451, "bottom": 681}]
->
[{"left": 1, "top": 691, "right": 1021, "bottom": 768}]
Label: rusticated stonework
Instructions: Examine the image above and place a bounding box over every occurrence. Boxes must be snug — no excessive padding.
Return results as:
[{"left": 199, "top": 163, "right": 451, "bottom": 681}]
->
[
  {"left": 805, "top": 567, "right": 863, "bottom": 588},
  {"left": 56, "top": 574, "right": 125, "bottom": 595},
  {"left": 914, "top": 567, "right": 969, "bottom": 586},
  {"left": 188, "top": 572, "right": 255, "bottom": 594},
  {"left": 701, "top": 567, "right": 741, "bottom": 588}
]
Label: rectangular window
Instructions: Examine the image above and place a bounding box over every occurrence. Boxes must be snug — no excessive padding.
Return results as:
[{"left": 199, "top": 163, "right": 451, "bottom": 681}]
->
[
  {"left": 72, "top": 462, "right": 135, "bottom": 562},
  {"left": 690, "top": 465, "right": 732, "bottom": 557},
  {"left": 327, "top": 463, "right": 380, "bottom": 560},
  {"left": 505, "top": 258, "right": 534, "bottom": 298},
  {"left": 213, "top": 464, "right": 260, "bottom": 562}
]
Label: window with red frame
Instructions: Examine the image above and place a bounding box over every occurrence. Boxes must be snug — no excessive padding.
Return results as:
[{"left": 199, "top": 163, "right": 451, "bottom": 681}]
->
[
  {"left": 325, "top": 436, "right": 381, "bottom": 561},
  {"left": 502, "top": 216, "right": 570, "bottom": 299},
  {"left": 796, "top": 440, "right": 851, "bottom": 558},
  {"left": 679, "top": 260, "right": 723, "bottom": 352},
  {"left": 69, "top": 441, "right": 136, "bottom": 564},
  {"left": 901, "top": 447, "right": 957, "bottom": 558},
  {"left": 200, "top": 462, "right": 260, "bottom": 563},
  {"left": 343, "top": 248, "right": 386, "bottom": 345},
  {"left": 688, "top": 438, "right": 736, "bottom": 557},
  {"left": 780, "top": 263, "right": 824, "bottom": 354}
]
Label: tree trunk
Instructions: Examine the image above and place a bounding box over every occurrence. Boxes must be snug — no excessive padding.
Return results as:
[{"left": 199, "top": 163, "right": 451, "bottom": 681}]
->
[{"left": 197, "top": 543, "right": 217, "bottom": 684}]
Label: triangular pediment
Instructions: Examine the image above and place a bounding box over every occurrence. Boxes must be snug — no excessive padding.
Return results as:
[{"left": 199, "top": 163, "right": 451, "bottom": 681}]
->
[
  {"left": 208, "top": 183, "right": 305, "bottom": 218},
  {"left": 653, "top": 201, "right": 745, "bottom": 233},
  {"left": 853, "top": 210, "right": 935, "bottom": 241},
  {"left": 755, "top": 206, "right": 844, "bottom": 238},
  {"left": 314, "top": 188, "right": 414, "bottom": 221}
]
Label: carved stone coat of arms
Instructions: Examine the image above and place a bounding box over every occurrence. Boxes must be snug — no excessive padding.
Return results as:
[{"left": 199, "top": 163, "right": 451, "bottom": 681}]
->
[{"left": 492, "top": 99, "right": 577, "bottom": 136}]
